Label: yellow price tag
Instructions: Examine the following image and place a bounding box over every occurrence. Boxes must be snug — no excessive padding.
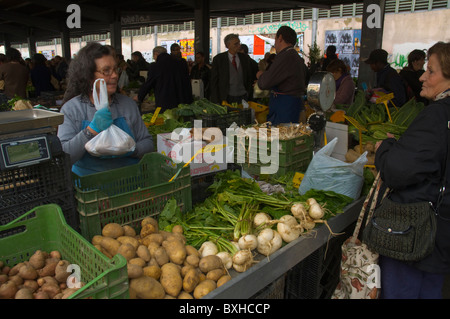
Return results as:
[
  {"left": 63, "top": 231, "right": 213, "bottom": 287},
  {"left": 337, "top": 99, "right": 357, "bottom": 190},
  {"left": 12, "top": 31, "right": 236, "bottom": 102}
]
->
[
  {"left": 150, "top": 107, "right": 161, "bottom": 124},
  {"left": 344, "top": 115, "right": 367, "bottom": 132},
  {"left": 292, "top": 172, "right": 304, "bottom": 189},
  {"left": 375, "top": 92, "right": 394, "bottom": 104}
]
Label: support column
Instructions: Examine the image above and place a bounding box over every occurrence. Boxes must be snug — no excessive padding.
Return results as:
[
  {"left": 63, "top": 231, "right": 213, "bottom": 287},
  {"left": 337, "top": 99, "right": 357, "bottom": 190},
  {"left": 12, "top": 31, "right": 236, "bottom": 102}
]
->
[
  {"left": 357, "top": 0, "right": 386, "bottom": 89},
  {"left": 110, "top": 11, "right": 122, "bottom": 55},
  {"left": 194, "top": 0, "right": 210, "bottom": 63},
  {"left": 60, "top": 27, "right": 71, "bottom": 59},
  {"left": 27, "top": 28, "right": 37, "bottom": 59},
  {"left": 311, "top": 8, "right": 318, "bottom": 46}
]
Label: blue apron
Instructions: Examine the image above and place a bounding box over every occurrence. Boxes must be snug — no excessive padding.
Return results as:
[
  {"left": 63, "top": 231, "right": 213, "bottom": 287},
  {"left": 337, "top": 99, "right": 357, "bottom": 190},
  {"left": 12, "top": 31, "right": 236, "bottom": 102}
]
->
[
  {"left": 267, "top": 89, "right": 303, "bottom": 126},
  {"left": 73, "top": 117, "right": 139, "bottom": 176}
]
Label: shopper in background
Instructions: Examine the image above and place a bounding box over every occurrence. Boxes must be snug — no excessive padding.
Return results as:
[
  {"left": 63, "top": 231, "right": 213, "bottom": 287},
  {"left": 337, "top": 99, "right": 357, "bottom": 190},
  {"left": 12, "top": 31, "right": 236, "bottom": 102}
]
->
[
  {"left": 256, "top": 26, "right": 307, "bottom": 124},
  {"left": 400, "top": 49, "right": 428, "bottom": 105},
  {"left": 136, "top": 45, "right": 192, "bottom": 111},
  {"left": 126, "top": 51, "right": 150, "bottom": 83},
  {"left": 30, "top": 53, "right": 55, "bottom": 97},
  {"left": 190, "top": 51, "right": 212, "bottom": 99},
  {"left": 326, "top": 58, "right": 355, "bottom": 107},
  {"left": 0, "top": 47, "right": 29, "bottom": 99},
  {"left": 210, "top": 33, "right": 256, "bottom": 104},
  {"left": 59, "top": 42, "right": 153, "bottom": 176},
  {"left": 239, "top": 44, "right": 259, "bottom": 80},
  {"left": 374, "top": 41, "right": 450, "bottom": 299},
  {"left": 364, "top": 48, "right": 407, "bottom": 107},
  {"left": 321, "top": 45, "right": 338, "bottom": 71}
]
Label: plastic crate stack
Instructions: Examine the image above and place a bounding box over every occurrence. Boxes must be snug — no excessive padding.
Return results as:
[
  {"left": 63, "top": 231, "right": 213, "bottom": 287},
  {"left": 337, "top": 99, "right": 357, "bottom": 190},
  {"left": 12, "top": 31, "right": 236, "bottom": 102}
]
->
[{"left": 0, "top": 152, "right": 79, "bottom": 236}]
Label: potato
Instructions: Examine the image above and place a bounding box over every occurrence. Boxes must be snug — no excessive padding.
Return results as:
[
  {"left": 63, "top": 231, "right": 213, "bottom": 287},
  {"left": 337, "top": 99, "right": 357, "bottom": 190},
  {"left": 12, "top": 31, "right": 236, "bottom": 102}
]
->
[
  {"left": 102, "top": 223, "right": 124, "bottom": 238},
  {"left": 38, "top": 259, "right": 58, "bottom": 277},
  {"left": 117, "top": 236, "right": 140, "bottom": 250},
  {"left": 140, "top": 223, "right": 158, "bottom": 238},
  {"left": 41, "top": 282, "right": 61, "bottom": 299},
  {"left": 141, "top": 216, "right": 159, "bottom": 230},
  {"left": 123, "top": 225, "right": 136, "bottom": 237},
  {"left": 136, "top": 245, "right": 151, "bottom": 262},
  {"left": 1, "top": 266, "right": 10, "bottom": 275},
  {"left": 172, "top": 224, "right": 184, "bottom": 234},
  {"left": 29, "top": 250, "right": 47, "bottom": 269},
  {"left": 127, "top": 263, "right": 143, "bottom": 279},
  {"left": 50, "top": 250, "right": 62, "bottom": 260},
  {"left": 129, "top": 276, "right": 165, "bottom": 299},
  {"left": 23, "top": 280, "right": 39, "bottom": 293},
  {"left": 206, "top": 268, "right": 226, "bottom": 282},
  {"left": 154, "top": 246, "right": 169, "bottom": 266},
  {"left": 178, "top": 291, "right": 194, "bottom": 299},
  {"left": 162, "top": 239, "right": 187, "bottom": 265},
  {"left": 193, "top": 279, "right": 216, "bottom": 299},
  {"left": 164, "top": 232, "right": 187, "bottom": 245},
  {"left": 15, "top": 287, "right": 34, "bottom": 299},
  {"left": 117, "top": 243, "right": 136, "bottom": 261},
  {"left": 160, "top": 263, "right": 183, "bottom": 297},
  {"left": 62, "top": 287, "right": 79, "bottom": 299},
  {"left": 8, "top": 275, "right": 23, "bottom": 286},
  {"left": 0, "top": 281, "right": 17, "bottom": 299},
  {"left": 37, "top": 276, "right": 58, "bottom": 287},
  {"left": 91, "top": 235, "right": 104, "bottom": 246},
  {"left": 142, "top": 265, "right": 161, "bottom": 280},
  {"left": 100, "top": 237, "right": 121, "bottom": 257},
  {"left": 8, "top": 262, "right": 25, "bottom": 276},
  {"left": 148, "top": 258, "right": 159, "bottom": 267},
  {"left": 199, "top": 255, "right": 223, "bottom": 274},
  {"left": 129, "top": 257, "right": 146, "bottom": 268},
  {"left": 217, "top": 274, "right": 232, "bottom": 287},
  {"left": 18, "top": 264, "right": 38, "bottom": 280},
  {"left": 185, "top": 255, "right": 200, "bottom": 268},
  {"left": 54, "top": 260, "right": 71, "bottom": 283},
  {"left": 0, "top": 274, "right": 7, "bottom": 285},
  {"left": 183, "top": 268, "right": 200, "bottom": 293},
  {"left": 180, "top": 265, "right": 195, "bottom": 278},
  {"left": 141, "top": 233, "right": 164, "bottom": 247},
  {"left": 34, "top": 291, "right": 50, "bottom": 299},
  {"left": 147, "top": 241, "right": 161, "bottom": 257},
  {"left": 185, "top": 245, "right": 200, "bottom": 257}
]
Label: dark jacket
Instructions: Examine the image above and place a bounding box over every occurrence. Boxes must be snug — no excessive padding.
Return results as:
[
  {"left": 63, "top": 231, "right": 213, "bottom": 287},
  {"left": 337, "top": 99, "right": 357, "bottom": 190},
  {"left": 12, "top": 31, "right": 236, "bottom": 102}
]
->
[
  {"left": 400, "top": 67, "right": 428, "bottom": 105},
  {"left": 375, "top": 96, "right": 450, "bottom": 274},
  {"left": 138, "top": 53, "right": 192, "bottom": 110},
  {"left": 210, "top": 51, "right": 256, "bottom": 104},
  {"left": 30, "top": 64, "right": 55, "bottom": 96},
  {"left": 376, "top": 64, "right": 408, "bottom": 107}
]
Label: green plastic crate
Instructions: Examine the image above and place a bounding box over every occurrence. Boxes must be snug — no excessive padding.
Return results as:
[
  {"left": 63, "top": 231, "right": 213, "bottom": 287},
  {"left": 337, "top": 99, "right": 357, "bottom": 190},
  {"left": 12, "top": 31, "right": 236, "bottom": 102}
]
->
[
  {"left": 0, "top": 204, "right": 129, "bottom": 299},
  {"left": 72, "top": 152, "right": 192, "bottom": 242}
]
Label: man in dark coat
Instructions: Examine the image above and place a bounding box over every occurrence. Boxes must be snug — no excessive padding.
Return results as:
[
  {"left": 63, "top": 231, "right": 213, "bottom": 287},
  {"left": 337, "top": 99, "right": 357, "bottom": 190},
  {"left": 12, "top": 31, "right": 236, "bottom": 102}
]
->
[
  {"left": 210, "top": 34, "right": 256, "bottom": 104},
  {"left": 136, "top": 46, "right": 192, "bottom": 111}
]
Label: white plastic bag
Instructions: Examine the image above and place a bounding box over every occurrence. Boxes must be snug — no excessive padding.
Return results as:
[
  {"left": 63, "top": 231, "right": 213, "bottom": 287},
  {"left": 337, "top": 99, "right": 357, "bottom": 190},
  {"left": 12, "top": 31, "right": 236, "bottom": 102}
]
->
[
  {"left": 85, "top": 79, "right": 136, "bottom": 157},
  {"left": 298, "top": 137, "right": 367, "bottom": 200}
]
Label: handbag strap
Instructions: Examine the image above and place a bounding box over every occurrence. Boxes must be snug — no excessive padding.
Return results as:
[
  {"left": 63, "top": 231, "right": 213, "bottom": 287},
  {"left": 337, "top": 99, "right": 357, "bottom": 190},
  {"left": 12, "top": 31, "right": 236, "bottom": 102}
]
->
[{"left": 351, "top": 172, "right": 384, "bottom": 240}]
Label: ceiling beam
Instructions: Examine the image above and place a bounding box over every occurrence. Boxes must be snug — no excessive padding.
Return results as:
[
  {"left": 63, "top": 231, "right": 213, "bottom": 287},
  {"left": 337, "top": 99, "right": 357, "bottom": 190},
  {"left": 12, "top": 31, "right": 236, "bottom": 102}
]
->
[{"left": 0, "top": 9, "right": 61, "bottom": 32}]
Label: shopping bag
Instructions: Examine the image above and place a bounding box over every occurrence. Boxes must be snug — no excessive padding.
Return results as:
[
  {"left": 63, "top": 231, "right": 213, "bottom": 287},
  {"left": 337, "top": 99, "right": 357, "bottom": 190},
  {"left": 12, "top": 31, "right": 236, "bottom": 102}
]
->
[
  {"left": 299, "top": 137, "right": 367, "bottom": 200},
  {"left": 332, "top": 173, "right": 384, "bottom": 299},
  {"left": 85, "top": 78, "right": 136, "bottom": 156}
]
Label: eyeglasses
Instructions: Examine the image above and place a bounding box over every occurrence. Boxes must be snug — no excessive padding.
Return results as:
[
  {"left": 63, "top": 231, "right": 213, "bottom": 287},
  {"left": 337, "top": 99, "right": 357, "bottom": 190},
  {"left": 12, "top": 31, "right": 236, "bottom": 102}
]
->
[{"left": 96, "top": 67, "right": 120, "bottom": 76}]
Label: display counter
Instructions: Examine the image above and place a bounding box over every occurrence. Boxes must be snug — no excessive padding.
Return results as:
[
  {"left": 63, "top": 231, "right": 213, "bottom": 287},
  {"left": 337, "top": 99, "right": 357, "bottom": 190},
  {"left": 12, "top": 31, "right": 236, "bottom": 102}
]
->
[{"left": 204, "top": 197, "right": 364, "bottom": 299}]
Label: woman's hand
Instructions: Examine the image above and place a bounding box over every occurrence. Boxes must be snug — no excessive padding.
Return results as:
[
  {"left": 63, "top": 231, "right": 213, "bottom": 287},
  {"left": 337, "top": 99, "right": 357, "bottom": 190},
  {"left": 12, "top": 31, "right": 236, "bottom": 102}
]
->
[{"left": 374, "top": 132, "right": 395, "bottom": 152}]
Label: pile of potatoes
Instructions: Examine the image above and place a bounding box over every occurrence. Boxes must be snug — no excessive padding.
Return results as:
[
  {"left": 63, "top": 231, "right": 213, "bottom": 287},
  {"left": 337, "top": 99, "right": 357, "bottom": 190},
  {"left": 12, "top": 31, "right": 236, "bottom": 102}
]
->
[
  {"left": 345, "top": 141, "right": 376, "bottom": 165},
  {"left": 0, "top": 250, "right": 84, "bottom": 299},
  {"left": 92, "top": 217, "right": 232, "bottom": 299}
]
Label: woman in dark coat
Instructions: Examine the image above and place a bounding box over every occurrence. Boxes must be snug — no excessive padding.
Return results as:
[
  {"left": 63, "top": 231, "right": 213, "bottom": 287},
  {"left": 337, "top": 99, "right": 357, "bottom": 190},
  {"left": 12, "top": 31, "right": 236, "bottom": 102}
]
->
[
  {"left": 30, "top": 53, "right": 54, "bottom": 96},
  {"left": 374, "top": 42, "right": 450, "bottom": 299}
]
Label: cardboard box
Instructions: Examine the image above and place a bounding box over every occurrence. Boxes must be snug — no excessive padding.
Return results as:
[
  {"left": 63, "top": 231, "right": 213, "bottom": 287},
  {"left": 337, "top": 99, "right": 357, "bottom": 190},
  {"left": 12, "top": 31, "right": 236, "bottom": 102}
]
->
[{"left": 157, "top": 132, "right": 228, "bottom": 177}]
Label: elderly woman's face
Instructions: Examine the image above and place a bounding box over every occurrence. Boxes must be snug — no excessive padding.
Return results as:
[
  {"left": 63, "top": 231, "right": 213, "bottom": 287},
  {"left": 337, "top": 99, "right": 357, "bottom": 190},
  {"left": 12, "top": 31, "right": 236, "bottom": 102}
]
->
[
  {"left": 420, "top": 54, "right": 450, "bottom": 100},
  {"left": 94, "top": 55, "right": 118, "bottom": 97}
]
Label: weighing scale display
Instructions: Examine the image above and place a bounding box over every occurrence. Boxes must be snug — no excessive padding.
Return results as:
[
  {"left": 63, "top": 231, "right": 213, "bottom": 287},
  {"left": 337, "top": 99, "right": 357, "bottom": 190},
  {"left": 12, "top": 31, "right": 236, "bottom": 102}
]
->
[{"left": 1, "top": 136, "right": 51, "bottom": 169}]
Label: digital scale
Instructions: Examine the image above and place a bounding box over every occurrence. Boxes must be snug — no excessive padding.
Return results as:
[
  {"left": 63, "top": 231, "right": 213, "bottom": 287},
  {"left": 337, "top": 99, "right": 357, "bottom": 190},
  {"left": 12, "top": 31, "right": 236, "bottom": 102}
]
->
[
  {"left": 306, "top": 71, "right": 336, "bottom": 150},
  {"left": 0, "top": 109, "right": 64, "bottom": 170}
]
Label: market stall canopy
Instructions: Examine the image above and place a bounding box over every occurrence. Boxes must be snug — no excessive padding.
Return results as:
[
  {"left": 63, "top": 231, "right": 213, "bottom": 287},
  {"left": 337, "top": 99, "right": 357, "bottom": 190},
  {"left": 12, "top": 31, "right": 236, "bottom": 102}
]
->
[{"left": 0, "top": 0, "right": 363, "bottom": 44}]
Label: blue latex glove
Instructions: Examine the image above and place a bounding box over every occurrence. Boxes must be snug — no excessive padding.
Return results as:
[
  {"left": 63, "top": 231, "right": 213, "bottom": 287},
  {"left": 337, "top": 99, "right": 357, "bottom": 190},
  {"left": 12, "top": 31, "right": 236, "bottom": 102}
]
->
[{"left": 88, "top": 107, "right": 113, "bottom": 133}]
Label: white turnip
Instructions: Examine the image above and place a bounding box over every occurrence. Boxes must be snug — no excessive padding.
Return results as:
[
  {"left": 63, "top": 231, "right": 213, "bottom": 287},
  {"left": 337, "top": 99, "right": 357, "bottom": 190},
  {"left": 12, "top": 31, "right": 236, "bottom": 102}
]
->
[
  {"left": 238, "top": 234, "right": 258, "bottom": 250},
  {"left": 256, "top": 228, "right": 282, "bottom": 256},
  {"left": 253, "top": 212, "right": 272, "bottom": 228},
  {"left": 216, "top": 251, "right": 233, "bottom": 269},
  {"left": 290, "top": 202, "right": 308, "bottom": 221},
  {"left": 276, "top": 215, "right": 302, "bottom": 243},
  {"left": 232, "top": 250, "right": 254, "bottom": 272},
  {"left": 198, "top": 241, "right": 218, "bottom": 258},
  {"left": 309, "top": 202, "right": 325, "bottom": 220}
]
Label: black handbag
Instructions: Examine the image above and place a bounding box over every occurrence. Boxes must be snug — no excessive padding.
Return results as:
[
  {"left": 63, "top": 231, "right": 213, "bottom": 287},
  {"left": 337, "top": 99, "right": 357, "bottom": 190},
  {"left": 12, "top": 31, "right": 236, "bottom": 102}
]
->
[{"left": 362, "top": 121, "right": 449, "bottom": 262}]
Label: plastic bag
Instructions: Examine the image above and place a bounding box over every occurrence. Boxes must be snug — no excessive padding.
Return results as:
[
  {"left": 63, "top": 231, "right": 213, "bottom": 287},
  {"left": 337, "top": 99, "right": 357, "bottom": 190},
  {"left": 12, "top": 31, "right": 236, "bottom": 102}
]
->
[
  {"left": 85, "top": 78, "right": 136, "bottom": 157},
  {"left": 85, "top": 124, "right": 136, "bottom": 156},
  {"left": 298, "top": 137, "right": 367, "bottom": 200}
]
